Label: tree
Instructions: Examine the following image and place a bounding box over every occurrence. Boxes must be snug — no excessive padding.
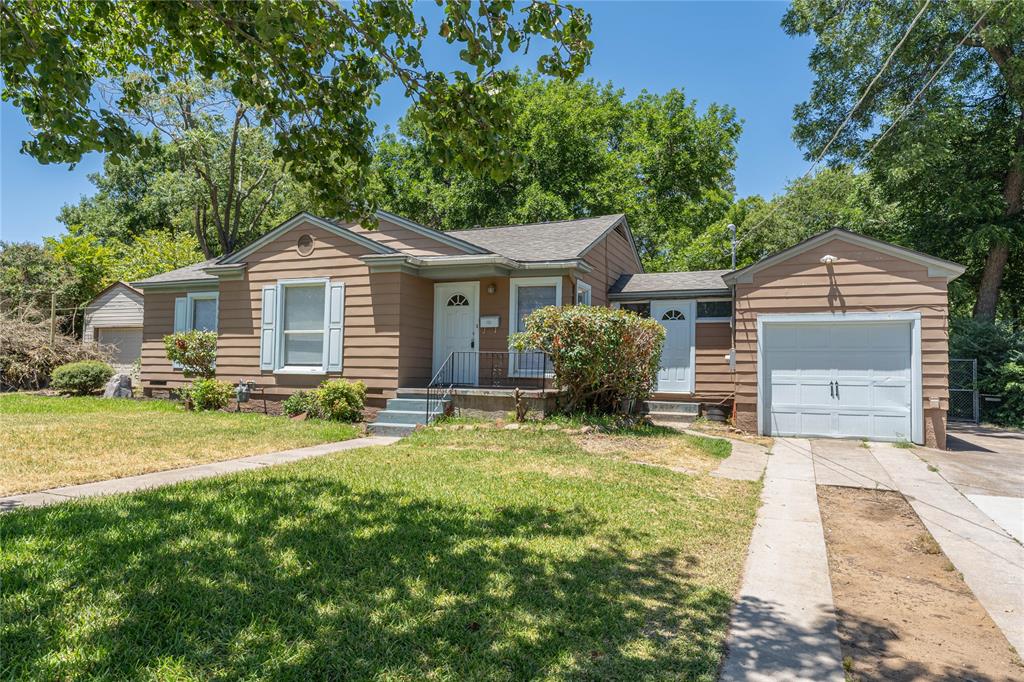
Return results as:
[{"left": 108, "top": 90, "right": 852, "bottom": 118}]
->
[
  {"left": 2, "top": 0, "right": 593, "bottom": 224},
  {"left": 108, "top": 230, "right": 204, "bottom": 284},
  {"left": 372, "top": 74, "right": 742, "bottom": 269},
  {"left": 783, "top": 0, "right": 1024, "bottom": 321},
  {"left": 681, "top": 166, "right": 900, "bottom": 270}
]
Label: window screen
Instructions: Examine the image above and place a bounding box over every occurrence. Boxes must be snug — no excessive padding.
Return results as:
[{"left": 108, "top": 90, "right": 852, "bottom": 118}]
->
[
  {"left": 282, "top": 284, "right": 325, "bottom": 366},
  {"left": 516, "top": 285, "right": 556, "bottom": 332},
  {"left": 697, "top": 300, "right": 732, "bottom": 318},
  {"left": 192, "top": 298, "right": 217, "bottom": 331}
]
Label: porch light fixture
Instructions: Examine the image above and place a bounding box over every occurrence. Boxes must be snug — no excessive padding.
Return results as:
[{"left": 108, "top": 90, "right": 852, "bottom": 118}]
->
[
  {"left": 487, "top": 282, "right": 497, "bottom": 294},
  {"left": 819, "top": 255, "right": 838, "bottom": 264}
]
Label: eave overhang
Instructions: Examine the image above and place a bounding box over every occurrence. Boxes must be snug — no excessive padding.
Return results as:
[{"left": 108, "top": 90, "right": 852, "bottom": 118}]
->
[{"left": 608, "top": 287, "right": 732, "bottom": 302}]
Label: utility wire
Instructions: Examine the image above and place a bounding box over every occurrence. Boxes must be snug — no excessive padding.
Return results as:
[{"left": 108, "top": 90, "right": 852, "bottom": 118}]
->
[{"left": 732, "top": 1, "right": 985, "bottom": 254}]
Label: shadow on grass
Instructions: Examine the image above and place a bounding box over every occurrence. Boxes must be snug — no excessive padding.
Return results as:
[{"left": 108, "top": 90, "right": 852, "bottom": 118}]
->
[{"left": 3, "top": 474, "right": 733, "bottom": 680}]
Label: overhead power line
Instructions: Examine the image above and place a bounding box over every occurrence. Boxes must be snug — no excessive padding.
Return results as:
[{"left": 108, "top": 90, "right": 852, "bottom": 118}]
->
[{"left": 732, "top": 3, "right": 988, "bottom": 254}]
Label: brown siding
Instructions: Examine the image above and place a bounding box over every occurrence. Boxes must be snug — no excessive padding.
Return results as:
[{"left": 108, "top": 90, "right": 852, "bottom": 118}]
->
[
  {"left": 694, "top": 322, "right": 733, "bottom": 400},
  {"left": 343, "top": 217, "right": 465, "bottom": 257},
  {"left": 732, "top": 236, "right": 951, "bottom": 448},
  {"left": 580, "top": 223, "right": 643, "bottom": 305},
  {"left": 141, "top": 221, "right": 402, "bottom": 407},
  {"left": 397, "top": 273, "right": 435, "bottom": 387}
]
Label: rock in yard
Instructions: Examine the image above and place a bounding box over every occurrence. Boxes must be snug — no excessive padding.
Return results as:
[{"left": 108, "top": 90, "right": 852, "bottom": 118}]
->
[
  {"left": 504, "top": 423, "right": 521, "bottom": 430},
  {"left": 102, "top": 373, "right": 133, "bottom": 398},
  {"left": 542, "top": 424, "right": 561, "bottom": 431}
]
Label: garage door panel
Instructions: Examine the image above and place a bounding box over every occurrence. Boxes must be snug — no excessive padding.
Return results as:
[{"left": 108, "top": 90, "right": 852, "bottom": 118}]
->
[{"left": 764, "top": 320, "right": 914, "bottom": 442}]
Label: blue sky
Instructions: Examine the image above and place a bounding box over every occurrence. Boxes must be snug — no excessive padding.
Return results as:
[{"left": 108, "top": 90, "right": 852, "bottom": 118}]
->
[{"left": 0, "top": 1, "right": 815, "bottom": 243}]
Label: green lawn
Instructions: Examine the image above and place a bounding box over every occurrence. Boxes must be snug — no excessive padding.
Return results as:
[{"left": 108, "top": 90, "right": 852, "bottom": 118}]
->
[
  {"left": 1, "top": 426, "right": 760, "bottom": 681},
  {"left": 0, "top": 394, "right": 360, "bottom": 495}
]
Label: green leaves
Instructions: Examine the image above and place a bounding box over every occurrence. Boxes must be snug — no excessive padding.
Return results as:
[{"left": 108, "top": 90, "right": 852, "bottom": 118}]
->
[{"left": 2, "top": 0, "right": 594, "bottom": 222}]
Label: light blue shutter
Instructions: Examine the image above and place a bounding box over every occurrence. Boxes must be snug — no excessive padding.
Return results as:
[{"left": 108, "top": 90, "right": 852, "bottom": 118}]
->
[
  {"left": 172, "top": 297, "right": 188, "bottom": 369},
  {"left": 259, "top": 286, "right": 277, "bottom": 371},
  {"left": 326, "top": 282, "right": 345, "bottom": 372}
]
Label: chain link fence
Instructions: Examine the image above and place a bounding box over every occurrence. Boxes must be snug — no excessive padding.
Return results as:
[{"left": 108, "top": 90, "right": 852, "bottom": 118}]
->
[{"left": 948, "top": 358, "right": 978, "bottom": 424}]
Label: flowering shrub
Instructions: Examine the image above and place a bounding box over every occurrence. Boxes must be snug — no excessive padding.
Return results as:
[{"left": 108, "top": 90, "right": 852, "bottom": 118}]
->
[
  {"left": 163, "top": 330, "right": 217, "bottom": 378},
  {"left": 510, "top": 305, "right": 665, "bottom": 413},
  {"left": 178, "top": 378, "right": 234, "bottom": 411}
]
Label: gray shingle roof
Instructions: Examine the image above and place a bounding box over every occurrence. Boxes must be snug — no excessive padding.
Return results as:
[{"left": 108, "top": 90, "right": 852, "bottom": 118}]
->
[
  {"left": 609, "top": 270, "right": 732, "bottom": 297},
  {"left": 133, "top": 258, "right": 220, "bottom": 286},
  {"left": 452, "top": 214, "right": 625, "bottom": 261}
]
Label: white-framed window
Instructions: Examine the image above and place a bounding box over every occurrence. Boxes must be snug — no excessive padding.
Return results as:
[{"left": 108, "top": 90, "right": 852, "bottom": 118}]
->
[
  {"left": 575, "top": 279, "right": 592, "bottom": 306},
  {"left": 260, "top": 278, "right": 346, "bottom": 375},
  {"left": 509, "top": 276, "right": 562, "bottom": 377},
  {"left": 696, "top": 299, "right": 733, "bottom": 322},
  {"left": 278, "top": 280, "right": 328, "bottom": 372},
  {"left": 187, "top": 291, "right": 219, "bottom": 331}
]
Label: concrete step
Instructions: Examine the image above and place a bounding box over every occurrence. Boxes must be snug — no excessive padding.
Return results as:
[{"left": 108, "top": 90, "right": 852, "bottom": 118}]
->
[
  {"left": 368, "top": 422, "right": 419, "bottom": 437},
  {"left": 386, "top": 397, "right": 428, "bottom": 411},
  {"left": 646, "top": 411, "right": 696, "bottom": 426},
  {"left": 374, "top": 409, "right": 444, "bottom": 425},
  {"left": 641, "top": 400, "right": 700, "bottom": 415}
]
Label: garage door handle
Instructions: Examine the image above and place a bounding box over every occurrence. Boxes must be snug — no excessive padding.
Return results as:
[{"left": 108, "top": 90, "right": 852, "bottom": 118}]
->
[
  {"left": 829, "top": 381, "right": 835, "bottom": 398},
  {"left": 834, "top": 382, "right": 840, "bottom": 399}
]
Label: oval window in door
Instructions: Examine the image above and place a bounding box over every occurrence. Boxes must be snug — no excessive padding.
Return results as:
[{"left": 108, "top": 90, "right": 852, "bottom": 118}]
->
[
  {"left": 447, "top": 294, "right": 470, "bottom": 307},
  {"left": 661, "top": 309, "right": 686, "bottom": 320}
]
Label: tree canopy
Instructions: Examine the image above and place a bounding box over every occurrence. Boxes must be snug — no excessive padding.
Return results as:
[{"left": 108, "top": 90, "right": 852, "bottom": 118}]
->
[
  {"left": 2, "top": 0, "right": 593, "bottom": 222},
  {"left": 371, "top": 73, "right": 742, "bottom": 270},
  {"left": 783, "top": 0, "right": 1023, "bottom": 321}
]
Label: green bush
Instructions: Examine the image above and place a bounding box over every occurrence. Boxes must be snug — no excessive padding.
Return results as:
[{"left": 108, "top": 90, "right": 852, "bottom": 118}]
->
[
  {"left": 49, "top": 360, "right": 115, "bottom": 396},
  {"left": 178, "top": 378, "right": 234, "bottom": 411},
  {"left": 950, "top": 318, "right": 1024, "bottom": 427},
  {"left": 163, "top": 330, "right": 218, "bottom": 378},
  {"left": 316, "top": 379, "right": 366, "bottom": 421},
  {"left": 283, "top": 390, "right": 325, "bottom": 419},
  {"left": 510, "top": 305, "right": 665, "bottom": 413},
  {"left": 281, "top": 380, "right": 366, "bottom": 421}
]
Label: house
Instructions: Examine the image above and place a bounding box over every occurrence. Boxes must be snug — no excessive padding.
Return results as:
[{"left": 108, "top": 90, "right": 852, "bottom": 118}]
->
[
  {"left": 133, "top": 211, "right": 964, "bottom": 448},
  {"left": 83, "top": 281, "right": 144, "bottom": 373}
]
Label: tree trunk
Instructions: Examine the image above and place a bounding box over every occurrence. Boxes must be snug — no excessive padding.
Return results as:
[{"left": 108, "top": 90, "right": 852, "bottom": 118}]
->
[{"left": 973, "top": 241, "right": 1010, "bottom": 321}]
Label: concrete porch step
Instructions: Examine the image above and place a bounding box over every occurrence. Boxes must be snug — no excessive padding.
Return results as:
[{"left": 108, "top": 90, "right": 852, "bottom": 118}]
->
[
  {"left": 647, "top": 411, "right": 697, "bottom": 426},
  {"left": 368, "top": 422, "right": 419, "bottom": 438},
  {"left": 641, "top": 400, "right": 700, "bottom": 415}
]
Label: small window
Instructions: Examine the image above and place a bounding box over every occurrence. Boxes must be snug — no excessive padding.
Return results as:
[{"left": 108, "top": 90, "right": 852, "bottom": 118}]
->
[
  {"left": 575, "top": 280, "right": 592, "bottom": 306},
  {"left": 697, "top": 300, "right": 732, "bottom": 319},
  {"left": 296, "top": 234, "right": 315, "bottom": 256},
  {"left": 447, "top": 294, "right": 469, "bottom": 307},
  {"left": 191, "top": 297, "right": 218, "bottom": 331},
  {"left": 620, "top": 302, "right": 651, "bottom": 318},
  {"left": 661, "top": 309, "right": 686, "bottom": 321}
]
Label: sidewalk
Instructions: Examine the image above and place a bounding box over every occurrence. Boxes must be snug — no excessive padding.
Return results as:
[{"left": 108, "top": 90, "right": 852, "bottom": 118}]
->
[
  {"left": 0, "top": 436, "right": 400, "bottom": 512},
  {"left": 719, "top": 438, "right": 845, "bottom": 682}
]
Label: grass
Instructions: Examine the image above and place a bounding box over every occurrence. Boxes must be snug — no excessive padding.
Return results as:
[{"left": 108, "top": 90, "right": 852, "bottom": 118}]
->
[
  {"left": 0, "top": 394, "right": 360, "bottom": 495},
  {"left": 1, "top": 425, "right": 760, "bottom": 681}
]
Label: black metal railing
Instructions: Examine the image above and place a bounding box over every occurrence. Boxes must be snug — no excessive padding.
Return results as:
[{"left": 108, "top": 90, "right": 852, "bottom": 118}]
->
[{"left": 425, "top": 351, "right": 550, "bottom": 423}]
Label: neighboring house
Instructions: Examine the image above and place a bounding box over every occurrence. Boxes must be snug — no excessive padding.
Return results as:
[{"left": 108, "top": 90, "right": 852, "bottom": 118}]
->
[
  {"left": 133, "top": 211, "right": 964, "bottom": 448},
  {"left": 83, "top": 282, "right": 144, "bottom": 372}
]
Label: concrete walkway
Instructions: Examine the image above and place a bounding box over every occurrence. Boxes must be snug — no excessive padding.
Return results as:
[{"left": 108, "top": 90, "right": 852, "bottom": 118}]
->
[
  {"left": 720, "top": 438, "right": 845, "bottom": 682},
  {"left": 870, "top": 442, "right": 1024, "bottom": 656},
  {"left": 0, "top": 436, "right": 400, "bottom": 512},
  {"left": 709, "top": 438, "right": 770, "bottom": 482}
]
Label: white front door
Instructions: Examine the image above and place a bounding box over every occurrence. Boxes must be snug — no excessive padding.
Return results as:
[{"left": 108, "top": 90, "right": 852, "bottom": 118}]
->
[
  {"left": 651, "top": 300, "right": 695, "bottom": 393},
  {"left": 433, "top": 282, "right": 479, "bottom": 385},
  {"left": 763, "top": 321, "right": 913, "bottom": 441}
]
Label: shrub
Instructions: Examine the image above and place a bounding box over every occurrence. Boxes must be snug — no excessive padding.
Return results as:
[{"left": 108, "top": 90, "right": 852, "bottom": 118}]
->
[
  {"left": 510, "top": 305, "right": 665, "bottom": 413},
  {"left": 283, "top": 390, "right": 325, "bottom": 419},
  {"left": 282, "top": 380, "right": 365, "bottom": 421},
  {"left": 50, "top": 360, "right": 115, "bottom": 395},
  {"left": 163, "top": 330, "right": 218, "bottom": 378},
  {"left": 950, "top": 318, "right": 1024, "bottom": 427},
  {"left": 0, "top": 309, "right": 111, "bottom": 390},
  {"left": 178, "top": 378, "right": 234, "bottom": 411},
  {"left": 316, "top": 379, "right": 366, "bottom": 421}
]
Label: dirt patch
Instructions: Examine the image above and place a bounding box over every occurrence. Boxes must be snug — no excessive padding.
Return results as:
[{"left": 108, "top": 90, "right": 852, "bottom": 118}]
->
[
  {"left": 573, "top": 434, "right": 715, "bottom": 474},
  {"left": 818, "top": 486, "right": 1023, "bottom": 681}
]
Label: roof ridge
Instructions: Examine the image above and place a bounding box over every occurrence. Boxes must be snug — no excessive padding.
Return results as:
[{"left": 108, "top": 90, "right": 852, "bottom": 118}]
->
[{"left": 455, "top": 213, "right": 624, "bottom": 233}]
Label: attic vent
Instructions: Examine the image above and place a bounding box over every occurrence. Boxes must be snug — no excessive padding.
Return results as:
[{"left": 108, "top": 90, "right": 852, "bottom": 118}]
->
[{"left": 297, "top": 234, "right": 315, "bottom": 256}]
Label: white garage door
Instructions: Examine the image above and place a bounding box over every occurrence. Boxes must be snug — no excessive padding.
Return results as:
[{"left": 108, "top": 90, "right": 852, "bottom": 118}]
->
[
  {"left": 763, "top": 321, "right": 913, "bottom": 441},
  {"left": 97, "top": 327, "right": 143, "bottom": 367}
]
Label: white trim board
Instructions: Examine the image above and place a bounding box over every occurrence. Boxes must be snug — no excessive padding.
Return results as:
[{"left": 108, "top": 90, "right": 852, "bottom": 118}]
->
[
  {"left": 755, "top": 312, "right": 923, "bottom": 444},
  {"left": 220, "top": 212, "right": 396, "bottom": 264}
]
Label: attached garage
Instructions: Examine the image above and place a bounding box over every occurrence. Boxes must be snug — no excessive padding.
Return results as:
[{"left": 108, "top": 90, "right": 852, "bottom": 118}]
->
[
  {"left": 759, "top": 314, "right": 920, "bottom": 443},
  {"left": 725, "top": 229, "right": 965, "bottom": 449}
]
